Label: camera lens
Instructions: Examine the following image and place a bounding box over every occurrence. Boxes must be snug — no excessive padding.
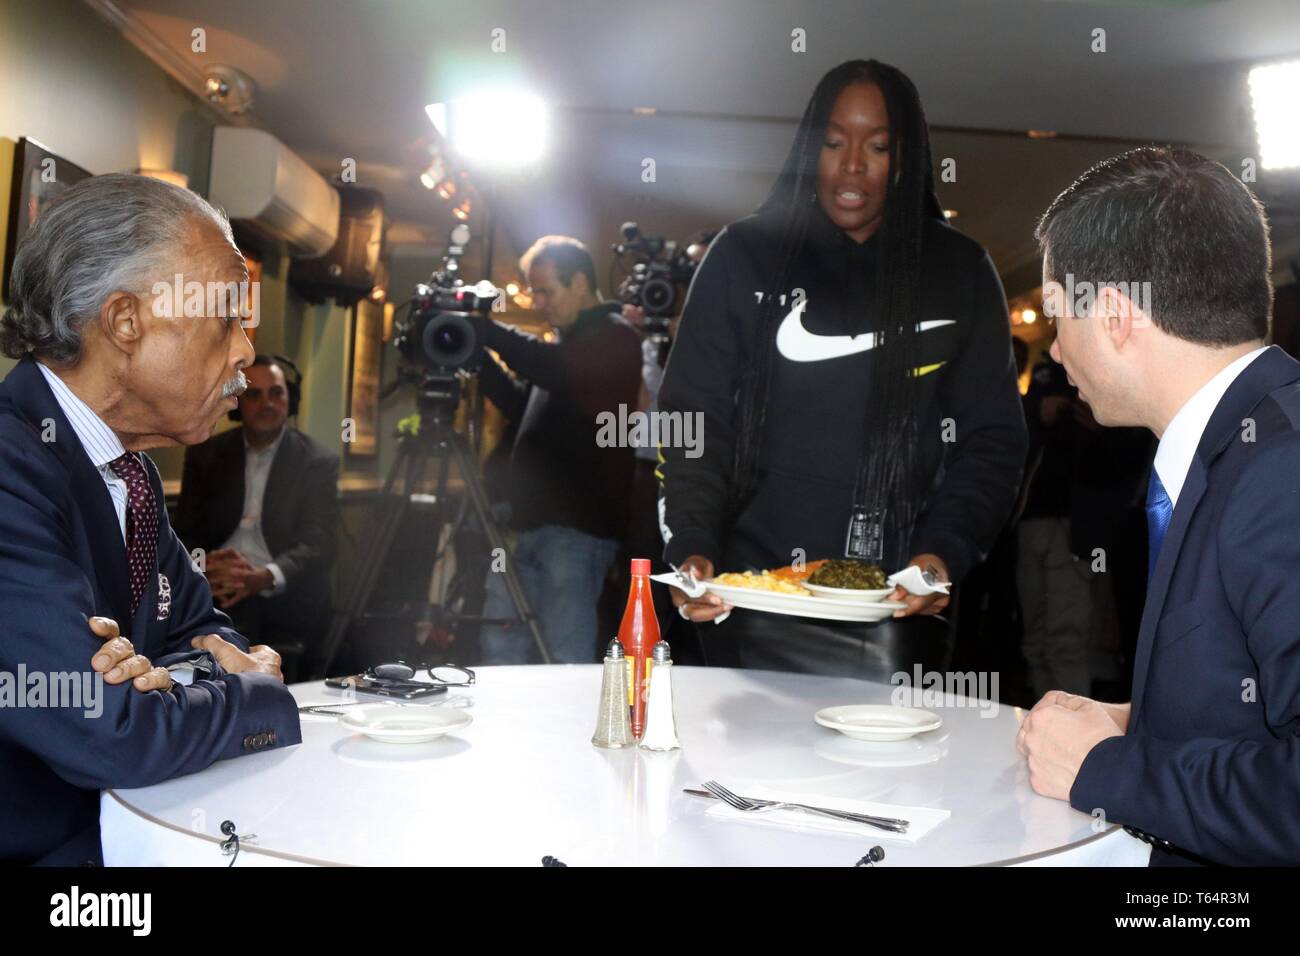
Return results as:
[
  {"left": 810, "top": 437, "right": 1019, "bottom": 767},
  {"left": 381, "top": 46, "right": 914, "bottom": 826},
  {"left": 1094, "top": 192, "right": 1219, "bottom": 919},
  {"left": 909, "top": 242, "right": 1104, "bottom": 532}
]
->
[
  {"left": 642, "top": 277, "right": 675, "bottom": 316},
  {"left": 420, "top": 313, "right": 478, "bottom": 370}
]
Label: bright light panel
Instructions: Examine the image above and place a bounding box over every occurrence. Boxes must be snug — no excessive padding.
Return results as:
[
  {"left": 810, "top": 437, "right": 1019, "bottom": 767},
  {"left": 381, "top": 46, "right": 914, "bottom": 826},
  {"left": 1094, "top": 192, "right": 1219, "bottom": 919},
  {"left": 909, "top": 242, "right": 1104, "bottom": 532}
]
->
[
  {"left": 425, "top": 91, "right": 548, "bottom": 168},
  {"left": 1249, "top": 60, "right": 1300, "bottom": 170}
]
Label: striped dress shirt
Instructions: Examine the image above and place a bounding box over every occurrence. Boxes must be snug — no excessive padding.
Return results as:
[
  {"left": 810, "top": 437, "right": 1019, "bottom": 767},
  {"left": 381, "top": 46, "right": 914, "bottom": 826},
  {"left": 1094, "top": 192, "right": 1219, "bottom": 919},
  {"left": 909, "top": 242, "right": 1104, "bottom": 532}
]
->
[{"left": 37, "top": 362, "right": 129, "bottom": 543}]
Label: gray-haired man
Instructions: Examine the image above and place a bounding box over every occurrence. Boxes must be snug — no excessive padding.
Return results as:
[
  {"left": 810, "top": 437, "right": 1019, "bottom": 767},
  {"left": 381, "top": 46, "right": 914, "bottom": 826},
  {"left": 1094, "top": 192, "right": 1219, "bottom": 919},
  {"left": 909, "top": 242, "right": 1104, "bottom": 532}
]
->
[{"left": 0, "top": 173, "right": 301, "bottom": 865}]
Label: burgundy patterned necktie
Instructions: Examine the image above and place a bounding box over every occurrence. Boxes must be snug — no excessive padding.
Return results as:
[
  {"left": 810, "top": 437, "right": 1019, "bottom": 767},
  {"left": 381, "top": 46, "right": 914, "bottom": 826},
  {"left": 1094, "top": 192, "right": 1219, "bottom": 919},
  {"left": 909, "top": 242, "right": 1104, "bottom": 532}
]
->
[{"left": 108, "top": 451, "right": 160, "bottom": 613}]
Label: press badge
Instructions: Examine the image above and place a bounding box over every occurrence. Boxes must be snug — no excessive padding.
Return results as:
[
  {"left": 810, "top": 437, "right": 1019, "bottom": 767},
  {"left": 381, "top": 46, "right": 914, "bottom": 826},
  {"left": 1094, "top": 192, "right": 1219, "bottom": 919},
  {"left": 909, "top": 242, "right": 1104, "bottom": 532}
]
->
[{"left": 845, "top": 507, "right": 885, "bottom": 562}]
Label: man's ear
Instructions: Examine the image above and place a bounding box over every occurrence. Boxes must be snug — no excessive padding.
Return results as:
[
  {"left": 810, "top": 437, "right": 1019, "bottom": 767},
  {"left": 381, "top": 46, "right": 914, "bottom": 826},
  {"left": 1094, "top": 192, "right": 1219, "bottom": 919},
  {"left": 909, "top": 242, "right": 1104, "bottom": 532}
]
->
[
  {"left": 99, "top": 291, "right": 144, "bottom": 356},
  {"left": 1095, "top": 284, "right": 1141, "bottom": 353}
]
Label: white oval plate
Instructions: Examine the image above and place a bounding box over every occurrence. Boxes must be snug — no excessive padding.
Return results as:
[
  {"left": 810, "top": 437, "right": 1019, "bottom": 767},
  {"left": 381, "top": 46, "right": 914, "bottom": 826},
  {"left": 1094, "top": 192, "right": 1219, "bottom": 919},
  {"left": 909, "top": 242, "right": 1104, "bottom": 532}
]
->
[
  {"left": 814, "top": 704, "right": 943, "bottom": 741},
  {"left": 704, "top": 582, "right": 905, "bottom": 622},
  {"left": 803, "top": 583, "right": 895, "bottom": 603},
  {"left": 339, "top": 705, "right": 473, "bottom": 744}
]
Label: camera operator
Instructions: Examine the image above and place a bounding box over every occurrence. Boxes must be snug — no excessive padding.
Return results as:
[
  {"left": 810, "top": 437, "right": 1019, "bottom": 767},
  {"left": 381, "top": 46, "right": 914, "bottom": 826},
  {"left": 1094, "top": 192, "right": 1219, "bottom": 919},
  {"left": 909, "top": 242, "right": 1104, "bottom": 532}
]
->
[{"left": 476, "top": 235, "right": 642, "bottom": 663}]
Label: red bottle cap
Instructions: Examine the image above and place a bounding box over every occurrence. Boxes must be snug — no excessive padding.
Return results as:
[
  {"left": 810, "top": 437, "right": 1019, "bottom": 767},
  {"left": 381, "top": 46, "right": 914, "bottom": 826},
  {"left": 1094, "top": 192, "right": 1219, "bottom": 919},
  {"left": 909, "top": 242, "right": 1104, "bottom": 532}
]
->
[{"left": 630, "top": 558, "right": 652, "bottom": 576}]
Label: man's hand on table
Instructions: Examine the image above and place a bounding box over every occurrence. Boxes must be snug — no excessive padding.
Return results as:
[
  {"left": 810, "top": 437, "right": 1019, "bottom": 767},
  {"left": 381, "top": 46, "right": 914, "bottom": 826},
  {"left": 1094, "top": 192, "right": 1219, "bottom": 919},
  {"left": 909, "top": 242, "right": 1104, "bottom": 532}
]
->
[
  {"left": 205, "top": 547, "right": 274, "bottom": 609},
  {"left": 89, "top": 616, "right": 172, "bottom": 692},
  {"left": 669, "top": 555, "right": 733, "bottom": 624},
  {"left": 886, "top": 553, "right": 951, "bottom": 617},
  {"left": 191, "top": 634, "right": 286, "bottom": 683},
  {"left": 1017, "top": 690, "right": 1126, "bottom": 800}
]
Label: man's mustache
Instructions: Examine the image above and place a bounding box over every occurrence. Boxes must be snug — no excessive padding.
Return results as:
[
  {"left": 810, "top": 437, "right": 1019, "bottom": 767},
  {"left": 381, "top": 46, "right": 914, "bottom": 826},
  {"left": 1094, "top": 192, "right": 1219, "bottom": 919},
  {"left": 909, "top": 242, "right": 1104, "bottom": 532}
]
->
[{"left": 221, "top": 370, "right": 248, "bottom": 399}]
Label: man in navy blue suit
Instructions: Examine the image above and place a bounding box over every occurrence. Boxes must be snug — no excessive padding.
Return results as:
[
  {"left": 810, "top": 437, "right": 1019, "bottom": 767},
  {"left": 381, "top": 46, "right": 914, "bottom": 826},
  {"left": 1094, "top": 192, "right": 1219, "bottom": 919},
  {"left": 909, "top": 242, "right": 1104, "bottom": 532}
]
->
[
  {"left": 1019, "top": 147, "right": 1300, "bottom": 865},
  {"left": 0, "top": 173, "right": 301, "bottom": 865}
]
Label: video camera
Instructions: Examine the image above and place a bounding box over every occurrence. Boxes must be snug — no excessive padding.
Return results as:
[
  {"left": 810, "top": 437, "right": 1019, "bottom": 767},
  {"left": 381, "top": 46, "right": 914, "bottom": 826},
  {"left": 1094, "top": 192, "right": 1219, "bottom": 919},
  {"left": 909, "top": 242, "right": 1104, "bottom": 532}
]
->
[
  {"left": 612, "top": 222, "right": 701, "bottom": 334},
  {"left": 393, "top": 224, "right": 501, "bottom": 411}
]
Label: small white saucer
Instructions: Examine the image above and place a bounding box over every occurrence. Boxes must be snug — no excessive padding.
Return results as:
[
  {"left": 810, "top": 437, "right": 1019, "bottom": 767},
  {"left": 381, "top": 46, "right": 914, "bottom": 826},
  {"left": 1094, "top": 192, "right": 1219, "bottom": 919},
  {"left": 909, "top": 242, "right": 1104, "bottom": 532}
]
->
[
  {"left": 339, "top": 704, "right": 473, "bottom": 744},
  {"left": 814, "top": 704, "right": 943, "bottom": 742}
]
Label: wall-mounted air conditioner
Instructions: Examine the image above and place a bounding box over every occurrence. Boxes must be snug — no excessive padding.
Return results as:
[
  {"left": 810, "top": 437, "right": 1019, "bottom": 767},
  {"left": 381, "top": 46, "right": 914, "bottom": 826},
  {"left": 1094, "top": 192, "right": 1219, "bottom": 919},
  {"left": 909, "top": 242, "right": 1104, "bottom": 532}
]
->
[{"left": 208, "top": 127, "right": 339, "bottom": 258}]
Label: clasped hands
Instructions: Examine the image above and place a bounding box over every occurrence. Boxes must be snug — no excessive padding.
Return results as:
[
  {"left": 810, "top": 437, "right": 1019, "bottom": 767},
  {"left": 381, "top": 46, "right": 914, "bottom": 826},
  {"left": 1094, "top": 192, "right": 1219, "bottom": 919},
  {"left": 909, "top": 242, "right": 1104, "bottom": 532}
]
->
[
  {"left": 204, "top": 546, "right": 274, "bottom": 609},
  {"left": 86, "top": 616, "right": 285, "bottom": 693},
  {"left": 1017, "top": 690, "right": 1128, "bottom": 800}
]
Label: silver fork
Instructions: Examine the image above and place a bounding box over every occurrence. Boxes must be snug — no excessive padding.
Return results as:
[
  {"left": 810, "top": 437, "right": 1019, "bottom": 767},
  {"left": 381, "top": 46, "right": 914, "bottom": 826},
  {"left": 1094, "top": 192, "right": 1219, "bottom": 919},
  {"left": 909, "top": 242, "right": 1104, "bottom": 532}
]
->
[
  {"left": 703, "top": 780, "right": 909, "bottom": 833},
  {"left": 668, "top": 561, "right": 706, "bottom": 597}
]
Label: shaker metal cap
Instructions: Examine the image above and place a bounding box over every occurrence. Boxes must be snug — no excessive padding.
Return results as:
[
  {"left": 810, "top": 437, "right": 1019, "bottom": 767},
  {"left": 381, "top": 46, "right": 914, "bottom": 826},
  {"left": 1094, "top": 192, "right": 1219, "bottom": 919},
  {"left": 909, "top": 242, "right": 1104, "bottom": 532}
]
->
[
  {"left": 652, "top": 640, "right": 672, "bottom": 663},
  {"left": 605, "top": 639, "right": 625, "bottom": 660}
]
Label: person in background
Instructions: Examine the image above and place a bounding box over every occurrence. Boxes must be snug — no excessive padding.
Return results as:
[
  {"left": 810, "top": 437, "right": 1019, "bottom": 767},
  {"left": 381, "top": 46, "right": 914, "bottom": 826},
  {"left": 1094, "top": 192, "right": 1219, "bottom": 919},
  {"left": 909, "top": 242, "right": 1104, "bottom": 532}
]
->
[
  {"left": 0, "top": 173, "right": 299, "bottom": 865},
  {"left": 1016, "top": 355, "right": 1154, "bottom": 701},
  {"left": 175, "top": 354, "right": 340, "bottom": 682},
  {"left": 1019, "top": 147, "right": 1300, "bottom": 865},
  {"left": 476, "top": 236, "right": 642, "bottom": 663},
  {"left": 622, "top": 229, "right": 718, "bottom": 661},
  {"left": 659, "top": 59, "right": 1027, "bottom": 678}
]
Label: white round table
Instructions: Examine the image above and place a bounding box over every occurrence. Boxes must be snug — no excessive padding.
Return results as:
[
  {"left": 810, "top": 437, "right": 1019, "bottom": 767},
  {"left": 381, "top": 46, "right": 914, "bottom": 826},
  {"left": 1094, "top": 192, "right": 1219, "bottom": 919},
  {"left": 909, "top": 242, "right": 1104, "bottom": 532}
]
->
[{"left": 100, "top": 665, "right": 1149, "bottom": 866}]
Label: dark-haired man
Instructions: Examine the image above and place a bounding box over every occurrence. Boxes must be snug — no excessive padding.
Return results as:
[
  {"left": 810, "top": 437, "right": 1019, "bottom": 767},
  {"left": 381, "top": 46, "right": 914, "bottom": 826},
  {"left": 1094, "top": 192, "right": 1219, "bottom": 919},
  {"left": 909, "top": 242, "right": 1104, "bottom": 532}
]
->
[
  {"left": 176, "top": 355, "right": 340, "bottom": 680},
  {"left": 476, "top": 236, "right": 641, "bottom": 663},
  {"left": 1018, "top": 146, "right": 1300, "bottom": 866}
]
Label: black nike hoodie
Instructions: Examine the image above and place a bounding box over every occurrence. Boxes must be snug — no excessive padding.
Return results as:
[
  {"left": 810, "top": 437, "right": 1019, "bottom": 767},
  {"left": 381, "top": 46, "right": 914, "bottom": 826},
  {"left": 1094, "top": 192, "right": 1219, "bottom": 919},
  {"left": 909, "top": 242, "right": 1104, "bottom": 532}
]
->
[{"left": 656, "top": 203, "right": 1027, "bottom": 582}]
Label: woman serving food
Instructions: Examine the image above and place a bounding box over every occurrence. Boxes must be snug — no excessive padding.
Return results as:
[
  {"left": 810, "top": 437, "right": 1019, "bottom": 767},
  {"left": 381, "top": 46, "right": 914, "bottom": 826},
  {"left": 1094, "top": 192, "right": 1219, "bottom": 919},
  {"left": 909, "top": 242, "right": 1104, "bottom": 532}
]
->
[{"left": 657, "top": 59, "right": 1027, "bottom": 678}]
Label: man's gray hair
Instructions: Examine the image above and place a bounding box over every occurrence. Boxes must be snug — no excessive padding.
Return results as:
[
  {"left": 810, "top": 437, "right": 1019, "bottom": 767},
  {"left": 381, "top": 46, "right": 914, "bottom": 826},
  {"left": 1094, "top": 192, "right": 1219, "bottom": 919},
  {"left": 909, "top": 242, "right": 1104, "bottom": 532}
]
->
[{"left": 0, "top": 172, "right": 235, "bottom": 366}]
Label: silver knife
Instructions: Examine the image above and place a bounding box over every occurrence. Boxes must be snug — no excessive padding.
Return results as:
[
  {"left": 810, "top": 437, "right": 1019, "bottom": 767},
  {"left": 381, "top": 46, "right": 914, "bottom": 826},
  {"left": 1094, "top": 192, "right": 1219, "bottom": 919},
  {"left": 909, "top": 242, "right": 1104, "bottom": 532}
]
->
[{"left": 683, "top": 788, "right": 909, "bottom": 832}]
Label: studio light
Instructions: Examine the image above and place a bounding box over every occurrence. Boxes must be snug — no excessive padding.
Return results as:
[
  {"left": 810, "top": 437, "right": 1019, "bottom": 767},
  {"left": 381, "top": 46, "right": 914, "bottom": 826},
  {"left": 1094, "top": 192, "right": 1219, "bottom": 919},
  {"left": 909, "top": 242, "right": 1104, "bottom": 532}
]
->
[
  {"left": 425, "top": 90, "right": 549, "bottom": 168},
  {"left": 1249, "top": 59, "right": 1300, "bottom": 170}
]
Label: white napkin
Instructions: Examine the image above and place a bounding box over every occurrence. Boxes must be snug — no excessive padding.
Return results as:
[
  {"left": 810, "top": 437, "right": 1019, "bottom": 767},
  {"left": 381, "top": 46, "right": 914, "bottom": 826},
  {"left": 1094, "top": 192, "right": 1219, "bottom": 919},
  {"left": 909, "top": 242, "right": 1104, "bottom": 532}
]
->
[
  {"left": 704, "top": 785, "right": 950, "bottom": 844},
  {"left": 650, "top": 570, "right": 706, "bottom": 598},
  {"left": 650, "top": 571, "right": 733, "bottom": 623},
  {"left": 887, "top": 566, "right": 952, "bottom": 596}
]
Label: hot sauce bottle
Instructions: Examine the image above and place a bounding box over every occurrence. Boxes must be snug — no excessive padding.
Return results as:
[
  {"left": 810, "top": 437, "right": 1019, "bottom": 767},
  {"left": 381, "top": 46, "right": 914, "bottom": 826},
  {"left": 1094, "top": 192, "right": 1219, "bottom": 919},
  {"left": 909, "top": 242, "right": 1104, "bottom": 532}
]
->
[{"left": 617, "top": 558, "right": 660, "bottom": 738}]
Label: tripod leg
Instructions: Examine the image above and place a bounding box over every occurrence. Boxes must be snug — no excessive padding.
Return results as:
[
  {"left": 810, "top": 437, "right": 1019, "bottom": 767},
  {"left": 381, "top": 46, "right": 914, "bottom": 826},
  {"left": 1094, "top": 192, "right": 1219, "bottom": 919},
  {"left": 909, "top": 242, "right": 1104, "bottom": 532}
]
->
[
  {"left": 321, "top": 439, "right": 428, "bottom": 674},
  {"left": 445, "top": 434, "right": 554, "bottom": 664}
]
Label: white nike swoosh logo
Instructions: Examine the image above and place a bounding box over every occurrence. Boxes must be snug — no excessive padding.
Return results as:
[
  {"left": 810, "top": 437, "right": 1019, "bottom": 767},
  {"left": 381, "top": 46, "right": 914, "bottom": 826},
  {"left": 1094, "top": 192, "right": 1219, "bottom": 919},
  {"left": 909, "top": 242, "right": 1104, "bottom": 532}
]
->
[{"left": 775, "top": 300, "right": 955, "bottom": 363}]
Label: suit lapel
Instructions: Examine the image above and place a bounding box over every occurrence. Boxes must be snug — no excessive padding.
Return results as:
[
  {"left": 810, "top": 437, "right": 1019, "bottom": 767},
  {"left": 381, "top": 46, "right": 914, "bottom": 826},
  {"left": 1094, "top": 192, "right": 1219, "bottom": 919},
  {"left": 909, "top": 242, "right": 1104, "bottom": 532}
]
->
[
  {"left": 70, "top": 451, "right": 134, "bottom": 629},
  {"left": 1130, "top": 458, "right": 1207, "bottom": 724},
  {"left": 262, "top": 429, "right": 297, "bottom": 548},
  {"left": 4, "top": 360, "right": 134, "bottom": 628},
  {"left": 215, "top": 431, "right": 247, "bottom": 541}
]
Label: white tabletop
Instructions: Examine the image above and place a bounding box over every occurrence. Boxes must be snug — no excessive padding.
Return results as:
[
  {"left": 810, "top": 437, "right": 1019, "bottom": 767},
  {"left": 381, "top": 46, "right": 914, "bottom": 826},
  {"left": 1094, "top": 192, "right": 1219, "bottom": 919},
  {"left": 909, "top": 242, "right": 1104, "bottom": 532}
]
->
[{"left": 100, "top": 665, "right": 1147, "bottom": 866}]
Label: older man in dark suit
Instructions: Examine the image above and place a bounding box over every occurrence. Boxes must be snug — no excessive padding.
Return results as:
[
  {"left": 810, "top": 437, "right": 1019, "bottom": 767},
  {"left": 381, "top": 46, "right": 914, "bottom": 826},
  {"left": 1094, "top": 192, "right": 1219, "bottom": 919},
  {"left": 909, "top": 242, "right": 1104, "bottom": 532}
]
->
[
  {"left": 1019, "top": 147, "right": 1300, "bottom": 866},
  {"left": 0, "top": 173, "right": 300, "bottom": 866},
  {"left": 175, "top": 355, "right": 340, "bottom": 680}
]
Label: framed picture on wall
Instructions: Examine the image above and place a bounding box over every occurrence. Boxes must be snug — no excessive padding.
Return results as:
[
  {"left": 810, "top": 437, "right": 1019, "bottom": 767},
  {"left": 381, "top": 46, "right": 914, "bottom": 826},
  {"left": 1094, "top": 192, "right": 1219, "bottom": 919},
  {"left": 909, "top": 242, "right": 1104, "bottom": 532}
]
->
[
  {"left": 3, "top": 138, "right": 92, "bottom": 293},
  {"left": 347, "top": 298, "right": 384, "bottom": 457}
]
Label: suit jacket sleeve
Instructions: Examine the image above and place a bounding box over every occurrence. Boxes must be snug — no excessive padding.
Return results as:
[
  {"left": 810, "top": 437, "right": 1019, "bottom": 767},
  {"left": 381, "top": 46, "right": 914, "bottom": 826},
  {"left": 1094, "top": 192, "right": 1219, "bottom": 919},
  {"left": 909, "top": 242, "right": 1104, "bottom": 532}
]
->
[
  {"left": 0, "top": 444, "right": 301, "bottom": 792},
  {"left": 1070, "top": 433, "right": 1300, "bottom": 865},
  {"left": 272, "top": 443, "right": 340, "bottom": 589}
]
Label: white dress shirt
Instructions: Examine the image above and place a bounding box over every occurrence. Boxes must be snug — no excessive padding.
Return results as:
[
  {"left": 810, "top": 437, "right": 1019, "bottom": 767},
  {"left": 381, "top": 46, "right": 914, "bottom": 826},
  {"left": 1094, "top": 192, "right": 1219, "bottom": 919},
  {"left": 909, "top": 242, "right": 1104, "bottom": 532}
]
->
[
  {"left": 1154, "top": 346, "right": 1269, "bottom": 507},
  {"left": 37, "top": 362, "right": 130, "bottom": 543},
  {"left": 220, "top": 429, "right": 287, "bottom": 595}
]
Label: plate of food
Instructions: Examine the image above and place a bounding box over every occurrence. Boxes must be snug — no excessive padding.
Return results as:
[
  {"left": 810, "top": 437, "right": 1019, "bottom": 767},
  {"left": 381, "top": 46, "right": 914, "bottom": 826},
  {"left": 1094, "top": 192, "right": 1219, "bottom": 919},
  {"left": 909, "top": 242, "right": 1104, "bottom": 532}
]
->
[
  {"left": 800, "top": 559, "right": 896, "bottom": 603},
  {"left": 702, "top": 569, "right": 905, "bottom": 622}
]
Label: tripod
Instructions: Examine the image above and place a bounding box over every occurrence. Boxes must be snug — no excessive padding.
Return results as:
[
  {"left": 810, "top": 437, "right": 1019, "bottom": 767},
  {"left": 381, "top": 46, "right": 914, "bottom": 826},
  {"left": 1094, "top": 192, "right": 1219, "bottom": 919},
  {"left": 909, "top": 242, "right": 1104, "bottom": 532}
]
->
[{"left": 321, "top": 372, "right": 553, "bottom": 673}]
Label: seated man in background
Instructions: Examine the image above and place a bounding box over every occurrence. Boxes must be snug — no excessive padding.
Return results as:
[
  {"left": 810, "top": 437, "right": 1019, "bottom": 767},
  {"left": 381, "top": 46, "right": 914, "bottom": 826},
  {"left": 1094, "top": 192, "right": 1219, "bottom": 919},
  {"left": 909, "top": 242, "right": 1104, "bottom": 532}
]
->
[
  {"left": 0, "top": 173, "right": 300, "bottom": 865},
  {"left": 476, "top": 235, "right": 642, "bottom": 663},
  {"left": 1019, "top": 147, "right": 1300, "bottom": 865},
  {"left": 176, "top": 354, "right": 340, "bottom": 681}
]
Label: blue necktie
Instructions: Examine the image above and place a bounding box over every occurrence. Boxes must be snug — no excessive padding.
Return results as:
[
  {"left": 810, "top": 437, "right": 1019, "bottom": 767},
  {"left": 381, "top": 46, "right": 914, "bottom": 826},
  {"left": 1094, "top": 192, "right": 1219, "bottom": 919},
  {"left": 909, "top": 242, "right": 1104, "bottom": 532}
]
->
[{"left": 1146, "top": 469, "right": 1174, "bottom": 582}]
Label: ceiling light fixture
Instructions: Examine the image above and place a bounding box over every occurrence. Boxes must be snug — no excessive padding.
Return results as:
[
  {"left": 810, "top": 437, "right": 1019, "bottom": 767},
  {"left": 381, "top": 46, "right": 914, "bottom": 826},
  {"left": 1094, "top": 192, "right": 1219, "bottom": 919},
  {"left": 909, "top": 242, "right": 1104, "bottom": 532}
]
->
[
  {"left": 425, "top": 90, "right": 548, "bottom": 168},
  {"left": 202, "top": 64, "right": 255, "bottom": 115}
]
